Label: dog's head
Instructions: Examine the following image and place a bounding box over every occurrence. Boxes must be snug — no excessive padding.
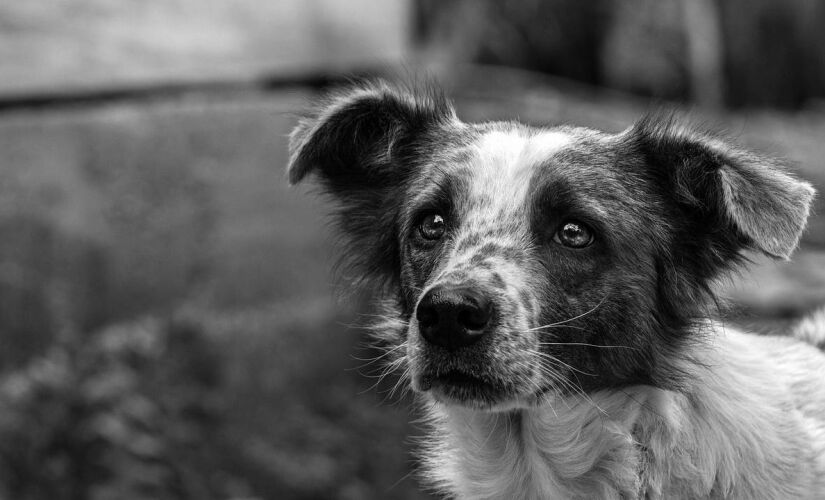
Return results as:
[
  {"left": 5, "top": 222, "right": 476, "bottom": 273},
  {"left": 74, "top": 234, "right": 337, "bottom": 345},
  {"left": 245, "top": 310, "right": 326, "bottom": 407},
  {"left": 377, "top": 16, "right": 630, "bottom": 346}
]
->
[{"left": 288, "top": 81, "right": 815, "bottom": 410}]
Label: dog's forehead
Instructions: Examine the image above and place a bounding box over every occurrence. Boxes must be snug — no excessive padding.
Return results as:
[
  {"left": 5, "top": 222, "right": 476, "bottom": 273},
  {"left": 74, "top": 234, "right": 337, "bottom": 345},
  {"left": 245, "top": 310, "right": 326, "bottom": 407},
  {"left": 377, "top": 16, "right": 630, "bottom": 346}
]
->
[
  {"left": 454, "top": 125, "right": 609, "bottom": 213},
  {"left": 407, "top": 123, "right": 628, "bottom": 221},
  {"left": 469, "top": 127, "right": 573, "bottom": 193}
]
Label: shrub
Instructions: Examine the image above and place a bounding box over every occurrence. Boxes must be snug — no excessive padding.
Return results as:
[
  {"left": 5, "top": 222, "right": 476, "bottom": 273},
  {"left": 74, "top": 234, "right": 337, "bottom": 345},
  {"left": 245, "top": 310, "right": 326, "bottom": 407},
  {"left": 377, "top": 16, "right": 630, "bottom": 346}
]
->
[{"left": 0, "top": 318, "right": 225, "bottom": 500}]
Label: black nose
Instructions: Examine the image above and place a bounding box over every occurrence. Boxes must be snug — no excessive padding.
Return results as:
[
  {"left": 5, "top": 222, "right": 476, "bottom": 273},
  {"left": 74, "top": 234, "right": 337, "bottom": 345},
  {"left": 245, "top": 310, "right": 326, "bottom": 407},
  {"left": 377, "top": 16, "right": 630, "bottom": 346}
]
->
[{"left": 415, "top": 285, "right": 493, "bottom": 350}]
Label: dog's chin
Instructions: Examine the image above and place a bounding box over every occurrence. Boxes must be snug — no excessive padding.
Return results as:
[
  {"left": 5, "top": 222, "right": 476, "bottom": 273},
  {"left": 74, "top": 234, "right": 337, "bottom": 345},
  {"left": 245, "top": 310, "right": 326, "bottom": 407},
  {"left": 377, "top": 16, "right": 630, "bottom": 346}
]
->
[{"left": 414, "top": 371, "right": 529, "bottom": 411}]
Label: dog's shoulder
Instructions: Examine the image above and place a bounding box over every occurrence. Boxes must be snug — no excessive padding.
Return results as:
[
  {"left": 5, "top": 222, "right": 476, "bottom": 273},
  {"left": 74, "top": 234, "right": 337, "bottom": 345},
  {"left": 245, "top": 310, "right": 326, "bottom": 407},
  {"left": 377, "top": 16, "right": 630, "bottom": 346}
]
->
[
  {"left": 793, "top": 306, "right": 825, "bottom": 351},
  {"left": 627, "top": 322, "right": 825, "bottom": 499}
]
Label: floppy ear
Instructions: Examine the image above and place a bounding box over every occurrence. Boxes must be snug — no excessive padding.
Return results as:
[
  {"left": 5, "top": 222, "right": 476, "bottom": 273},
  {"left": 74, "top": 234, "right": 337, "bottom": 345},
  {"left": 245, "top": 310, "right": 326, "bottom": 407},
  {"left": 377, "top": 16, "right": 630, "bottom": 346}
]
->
[
  {"left": 630, "top": 116, "right": 815, "bottom": 260},
  {"left": 287, "top": 80, "right": 455, "bottom": 186},
  {"left": 287, "top": 81, "right": 456, "bottom": 286}
]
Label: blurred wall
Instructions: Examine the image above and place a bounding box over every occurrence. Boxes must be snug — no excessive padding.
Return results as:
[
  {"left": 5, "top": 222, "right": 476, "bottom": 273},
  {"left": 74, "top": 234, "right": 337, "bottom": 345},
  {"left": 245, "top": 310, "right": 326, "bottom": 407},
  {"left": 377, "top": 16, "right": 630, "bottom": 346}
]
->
[{"left": 0, "top": 0, "right": 410, "bottom": 97}]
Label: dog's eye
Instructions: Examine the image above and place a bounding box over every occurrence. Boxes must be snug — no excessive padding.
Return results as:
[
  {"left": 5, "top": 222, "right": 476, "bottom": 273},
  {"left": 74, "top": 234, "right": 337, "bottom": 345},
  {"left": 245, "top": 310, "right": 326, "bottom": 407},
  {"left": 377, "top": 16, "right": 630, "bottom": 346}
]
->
[
  {"left": 418, "top": 214, "right": 446, "bottom": 241},
  {"left": 554, "top": 221, "right": 593, "bottom": 248}
]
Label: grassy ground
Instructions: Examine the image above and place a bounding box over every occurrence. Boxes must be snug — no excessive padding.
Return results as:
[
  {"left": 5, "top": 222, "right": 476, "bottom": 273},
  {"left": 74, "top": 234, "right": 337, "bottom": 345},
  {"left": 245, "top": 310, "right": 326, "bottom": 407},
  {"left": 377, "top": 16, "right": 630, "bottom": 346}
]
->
[{"left": 1, "top": 70, "right": 824, "bottom": 498}]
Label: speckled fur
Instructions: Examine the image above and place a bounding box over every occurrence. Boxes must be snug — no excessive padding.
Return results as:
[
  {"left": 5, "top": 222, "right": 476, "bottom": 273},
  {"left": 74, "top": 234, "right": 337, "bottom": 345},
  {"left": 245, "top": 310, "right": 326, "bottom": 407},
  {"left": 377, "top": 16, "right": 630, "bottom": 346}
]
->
[{"left": 288, "top": 81, "right": 823, "bottom": 499}]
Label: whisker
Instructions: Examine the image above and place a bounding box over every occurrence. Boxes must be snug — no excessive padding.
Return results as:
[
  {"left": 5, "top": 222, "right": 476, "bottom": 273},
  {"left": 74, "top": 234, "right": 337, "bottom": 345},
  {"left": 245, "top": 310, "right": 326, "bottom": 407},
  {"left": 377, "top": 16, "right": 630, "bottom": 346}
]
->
[
  {"left": 525, "top": 295, "right": 609, "bottom": 332},
  {"left": 357, "top": 313, "right": 410, "bottom": 322},
  {"left": 523, "top": 324, "right": 589, "bottom": 332},
  {"left": 348, "top": 341, "right": 408, "bottom": 368},
  {"left": 358, "top": 355, "right": 407, "bottom": 394},
  {"left": 528, "top": 350, "right": 607, "bottom": 415},
  {"left": 537, "top": 341, "right": 639, "bottom": 351},
  {"left": 529, "top": 349, "right": 596, "bottom": 377},
  {"left": 385, "top": 365, "right": 413, "bottom": 402},
  {"left": 531, "top": 361, "right": 580, "bottom": 408}
]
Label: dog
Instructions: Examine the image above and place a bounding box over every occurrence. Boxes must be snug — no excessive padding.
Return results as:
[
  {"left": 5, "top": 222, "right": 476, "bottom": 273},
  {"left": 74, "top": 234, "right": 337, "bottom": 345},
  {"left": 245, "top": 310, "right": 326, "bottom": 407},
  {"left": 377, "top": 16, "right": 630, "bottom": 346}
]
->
[{"left": 287, "top": 80, "right": 825, "bottom": 499}]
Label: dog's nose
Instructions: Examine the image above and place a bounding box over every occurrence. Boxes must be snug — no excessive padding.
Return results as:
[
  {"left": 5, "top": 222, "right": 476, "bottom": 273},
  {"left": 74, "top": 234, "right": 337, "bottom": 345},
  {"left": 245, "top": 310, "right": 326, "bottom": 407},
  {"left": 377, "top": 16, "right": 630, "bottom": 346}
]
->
[{"left": 415, "top": 285, "right": 493, "bottom": 350}]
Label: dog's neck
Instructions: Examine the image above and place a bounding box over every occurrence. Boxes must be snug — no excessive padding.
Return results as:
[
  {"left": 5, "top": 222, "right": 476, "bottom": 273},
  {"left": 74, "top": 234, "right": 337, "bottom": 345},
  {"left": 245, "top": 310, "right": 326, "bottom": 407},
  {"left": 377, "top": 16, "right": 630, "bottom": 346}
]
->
[
  {"left": 419, "top": 329, "right": 824, "bottom": 499},
  {"left": 422, "top": 387, "right": 656, "bottom": 499}
]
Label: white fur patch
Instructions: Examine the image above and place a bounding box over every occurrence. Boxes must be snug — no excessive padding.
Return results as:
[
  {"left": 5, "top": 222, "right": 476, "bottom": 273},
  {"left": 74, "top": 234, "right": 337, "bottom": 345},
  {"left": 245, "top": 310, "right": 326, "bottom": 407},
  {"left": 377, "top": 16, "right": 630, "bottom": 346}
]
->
[
  {"left": 468, "top": 129, "right": 572, "bottom": 218},
  {"left": 421, "top": 324, "right": 825, "bottom": 499},
  {"left": 794, "top": 306, "right": 825, "bottom": 347}
]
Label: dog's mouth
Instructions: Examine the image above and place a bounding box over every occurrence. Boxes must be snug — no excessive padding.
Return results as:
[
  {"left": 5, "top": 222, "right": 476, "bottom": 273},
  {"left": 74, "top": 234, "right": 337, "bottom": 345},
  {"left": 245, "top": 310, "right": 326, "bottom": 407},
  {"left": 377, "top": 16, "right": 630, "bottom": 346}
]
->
[{"left": 417, "top": 370, "right": 511, "bottom": 407}]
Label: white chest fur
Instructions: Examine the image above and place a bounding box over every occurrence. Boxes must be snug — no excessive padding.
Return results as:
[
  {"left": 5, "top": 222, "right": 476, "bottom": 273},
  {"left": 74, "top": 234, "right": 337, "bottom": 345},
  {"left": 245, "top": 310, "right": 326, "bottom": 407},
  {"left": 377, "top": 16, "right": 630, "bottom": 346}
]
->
[{"left": 420, "top": 328, "right": 825, "bottom": 500}]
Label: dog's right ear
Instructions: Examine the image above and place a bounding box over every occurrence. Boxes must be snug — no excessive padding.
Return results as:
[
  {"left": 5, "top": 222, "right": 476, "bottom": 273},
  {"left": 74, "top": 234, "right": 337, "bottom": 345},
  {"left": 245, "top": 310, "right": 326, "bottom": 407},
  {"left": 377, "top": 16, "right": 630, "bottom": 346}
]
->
[
  {"left": 287, "top": 81, "right": 456, "bottom": 287},
  {"left": 628, "top": 116, "right": 815, "bottom": 261},
  {"left": 287, "top": 81, "right": 455, "bottom": 188}
]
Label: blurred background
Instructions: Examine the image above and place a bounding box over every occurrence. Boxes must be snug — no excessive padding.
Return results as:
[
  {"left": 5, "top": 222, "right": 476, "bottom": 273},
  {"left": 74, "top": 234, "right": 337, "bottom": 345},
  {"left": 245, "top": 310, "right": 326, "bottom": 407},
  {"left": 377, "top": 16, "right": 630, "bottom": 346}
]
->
[{"left": 1, "top": 1, "right": 824, "bottom": 498}]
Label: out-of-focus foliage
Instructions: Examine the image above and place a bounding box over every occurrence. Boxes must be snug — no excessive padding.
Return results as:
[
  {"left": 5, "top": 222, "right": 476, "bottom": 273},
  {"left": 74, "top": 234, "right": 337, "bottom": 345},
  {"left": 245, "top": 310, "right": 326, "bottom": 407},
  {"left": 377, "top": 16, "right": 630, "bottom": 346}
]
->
[
  {"left": 0, "top": 307, "right": 429, "bottom": 500},
  {"left": 0, "top": 319, "right": 225, "bottom": 500},
  {"left": 194, "top": 304, "right": 426, "bottom": 499}
]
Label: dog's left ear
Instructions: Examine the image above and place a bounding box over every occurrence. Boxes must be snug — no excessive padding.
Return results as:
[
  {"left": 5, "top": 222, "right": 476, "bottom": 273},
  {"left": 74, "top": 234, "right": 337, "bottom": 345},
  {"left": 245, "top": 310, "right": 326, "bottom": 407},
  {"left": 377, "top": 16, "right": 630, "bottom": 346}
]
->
[
  {"left": 287, "top": 80, "right": 455, "bottom": 187},
  {"left": 630, "top": 117, "right": 816, "bottom": 259},
  {"left": 286, "top": 81, "right": 457, "bottom": 287}
]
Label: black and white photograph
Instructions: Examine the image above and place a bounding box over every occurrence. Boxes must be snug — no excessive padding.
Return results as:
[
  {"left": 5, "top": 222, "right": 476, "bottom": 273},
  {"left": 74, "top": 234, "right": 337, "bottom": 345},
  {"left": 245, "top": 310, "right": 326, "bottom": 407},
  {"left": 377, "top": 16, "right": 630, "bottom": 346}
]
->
[{"left": 1, "top": 1, "right": 825, "bottom": 499}]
